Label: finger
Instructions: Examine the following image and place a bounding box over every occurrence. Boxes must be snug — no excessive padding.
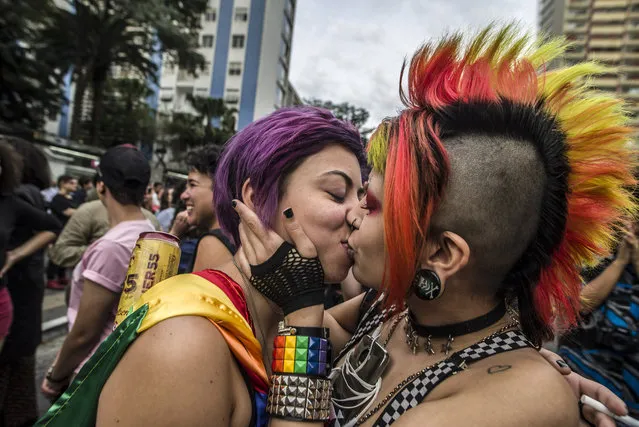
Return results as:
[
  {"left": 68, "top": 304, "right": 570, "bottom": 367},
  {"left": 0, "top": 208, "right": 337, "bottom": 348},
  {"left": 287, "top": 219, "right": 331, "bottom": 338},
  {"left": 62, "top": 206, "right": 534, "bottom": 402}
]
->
[
  {"left": 233, "top": 200, "right": 270, "bottom": 242},
  {"left": 579, "top": 377, "right": 628, "bottom": 416},
  {"left": 582, "top": 405, "right": 615, "bottom": 427},
  {"left": 281, "top": 208, "right": 317, "bottom": 258},
  {"left": 239, "top": 222, "right": 258, "bottom": 265},
  {"left": 539, "top": 349, "right": 572, "bottom": 375}
]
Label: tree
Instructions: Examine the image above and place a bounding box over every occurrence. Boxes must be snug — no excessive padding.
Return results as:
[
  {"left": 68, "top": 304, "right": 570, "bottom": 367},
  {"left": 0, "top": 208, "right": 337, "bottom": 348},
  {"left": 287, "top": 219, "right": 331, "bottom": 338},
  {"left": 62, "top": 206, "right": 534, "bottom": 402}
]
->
[
  {"left": 40, "top": 0, "right": 208, "bottom": 145},
  {"left": 161, "top": 95, "right": 236, "bottom": 158},
  {"left": 305, "top": 98, "right": 373, "bottom": 141},
  {"left": 80, "top": 78, "right": 156, "bottom": 148},
  {"left": 0, "top": 0, "right": 65, "bottom": 128}
]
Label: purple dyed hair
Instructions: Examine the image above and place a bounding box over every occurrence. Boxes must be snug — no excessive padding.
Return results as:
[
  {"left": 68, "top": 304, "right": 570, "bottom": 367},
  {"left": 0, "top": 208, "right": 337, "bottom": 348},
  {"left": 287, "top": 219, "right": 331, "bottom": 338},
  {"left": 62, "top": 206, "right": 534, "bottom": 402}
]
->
[{"left": 214, "top": 106, "right": 365, "bottom": 247}]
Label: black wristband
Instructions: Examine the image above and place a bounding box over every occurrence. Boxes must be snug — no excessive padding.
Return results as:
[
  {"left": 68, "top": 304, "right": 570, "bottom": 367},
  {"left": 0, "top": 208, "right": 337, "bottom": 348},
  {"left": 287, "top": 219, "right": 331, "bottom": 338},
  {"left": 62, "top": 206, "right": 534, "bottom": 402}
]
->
[{"left": 280, "top": 323, "right": 330, "bottom": 339}]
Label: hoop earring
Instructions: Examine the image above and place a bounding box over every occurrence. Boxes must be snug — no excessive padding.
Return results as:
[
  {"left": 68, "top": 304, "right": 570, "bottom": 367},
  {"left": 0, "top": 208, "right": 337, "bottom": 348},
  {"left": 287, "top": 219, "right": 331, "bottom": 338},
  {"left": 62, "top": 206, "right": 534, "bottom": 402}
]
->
[{"left": 411, "top": 269, "right": 444, "bottom": 300}]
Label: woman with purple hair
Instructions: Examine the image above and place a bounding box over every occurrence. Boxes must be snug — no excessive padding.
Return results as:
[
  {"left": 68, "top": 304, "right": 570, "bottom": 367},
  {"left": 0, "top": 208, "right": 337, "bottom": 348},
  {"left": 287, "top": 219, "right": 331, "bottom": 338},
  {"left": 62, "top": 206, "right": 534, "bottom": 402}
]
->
[{"left": 91, "top": 106, "right": 366, "bottom": 427}]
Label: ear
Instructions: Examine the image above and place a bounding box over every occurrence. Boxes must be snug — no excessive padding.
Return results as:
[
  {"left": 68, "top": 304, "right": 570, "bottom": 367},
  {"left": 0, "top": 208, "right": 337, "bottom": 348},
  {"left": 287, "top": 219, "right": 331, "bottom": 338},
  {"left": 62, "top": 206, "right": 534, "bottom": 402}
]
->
[
  {"left": 420, "top": 231, "right": 470, "bottom": 283},
  {"left": 96, "top": 181, "right": 106, "bottom": 195},
  {"left": 241, "top": 178, "right": 256, "bottom": 211}
]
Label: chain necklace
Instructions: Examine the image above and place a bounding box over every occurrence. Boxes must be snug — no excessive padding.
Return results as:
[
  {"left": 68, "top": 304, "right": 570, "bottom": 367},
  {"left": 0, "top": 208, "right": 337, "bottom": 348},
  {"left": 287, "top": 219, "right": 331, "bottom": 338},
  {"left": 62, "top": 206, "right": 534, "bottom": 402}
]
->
[
  {"left": 354, "top": 314, "right": 521, "bottom": 426},
  {"left": 231, "top": 258, "right": 272, "bottom": 370}
]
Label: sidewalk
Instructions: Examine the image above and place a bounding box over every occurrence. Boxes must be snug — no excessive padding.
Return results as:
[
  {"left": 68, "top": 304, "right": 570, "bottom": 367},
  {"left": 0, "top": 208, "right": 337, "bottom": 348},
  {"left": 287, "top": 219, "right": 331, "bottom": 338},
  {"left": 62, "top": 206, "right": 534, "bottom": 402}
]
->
[{"left": 42, "top": 288, "right": 67, "bottom": 331}]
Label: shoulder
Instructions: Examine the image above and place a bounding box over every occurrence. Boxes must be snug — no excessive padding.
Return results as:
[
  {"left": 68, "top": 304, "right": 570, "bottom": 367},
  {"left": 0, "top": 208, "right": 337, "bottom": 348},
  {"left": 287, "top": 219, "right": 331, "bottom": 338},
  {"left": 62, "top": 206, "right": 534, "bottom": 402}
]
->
[
  {"left": 395, "top": 349, "right": 579, "bottom": 427},
  {"left": 98, "top": 316, "right": 238, "bottom": 425},
  {"left": 469, "top": 350, "right": 579, "bottom": 426},
  {"left": 199, "top": 234, "right": 232, "bottom": 251}
]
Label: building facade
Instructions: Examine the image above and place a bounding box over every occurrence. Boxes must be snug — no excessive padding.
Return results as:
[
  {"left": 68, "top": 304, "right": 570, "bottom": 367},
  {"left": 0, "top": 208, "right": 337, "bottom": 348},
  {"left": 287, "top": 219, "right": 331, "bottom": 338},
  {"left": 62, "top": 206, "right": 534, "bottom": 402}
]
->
[
  {"left": 157, "top": 0, "right": 299, "bottom": 130},
  {"left": 45, "top": 0, "right": 299, "bottom": 138},
  {"left": 538, "top": 0, "right": 639, "bottom": 128}
]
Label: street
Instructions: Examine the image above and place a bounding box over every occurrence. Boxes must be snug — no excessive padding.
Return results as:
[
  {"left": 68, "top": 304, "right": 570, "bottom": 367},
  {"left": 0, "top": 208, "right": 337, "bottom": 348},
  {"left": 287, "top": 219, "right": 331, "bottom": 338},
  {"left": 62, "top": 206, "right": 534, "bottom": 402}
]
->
[{"left": 35, "top": 332, "right": 65, "bottom": 416}]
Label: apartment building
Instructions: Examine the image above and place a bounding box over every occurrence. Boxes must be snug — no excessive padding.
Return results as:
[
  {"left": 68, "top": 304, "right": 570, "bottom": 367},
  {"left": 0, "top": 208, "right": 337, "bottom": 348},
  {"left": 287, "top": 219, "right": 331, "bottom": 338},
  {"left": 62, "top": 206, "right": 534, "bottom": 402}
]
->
[
  {"left": 158, "top": 0, "right": 299, "bottom": 130},
  {"left": 539, "top": 0, "right": 639, "bottom": 128}
]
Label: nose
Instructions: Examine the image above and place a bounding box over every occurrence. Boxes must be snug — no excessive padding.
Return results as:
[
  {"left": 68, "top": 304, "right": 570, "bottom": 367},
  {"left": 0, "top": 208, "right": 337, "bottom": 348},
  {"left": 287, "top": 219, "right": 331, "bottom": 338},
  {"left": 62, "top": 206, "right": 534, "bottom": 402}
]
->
[
  {"left": 180, "top": 189, "right": 189, "bottom": 201},
  {"left": 346, "top": 204, "right": 365, "bottom": 231}
]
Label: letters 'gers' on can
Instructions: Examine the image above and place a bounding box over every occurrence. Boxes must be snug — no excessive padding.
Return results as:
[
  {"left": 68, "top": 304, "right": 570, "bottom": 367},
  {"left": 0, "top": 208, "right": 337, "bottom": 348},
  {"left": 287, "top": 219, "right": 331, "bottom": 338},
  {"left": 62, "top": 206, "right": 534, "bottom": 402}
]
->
[{"left": 114, "top": 232, "right": 181, "bottom": 328}]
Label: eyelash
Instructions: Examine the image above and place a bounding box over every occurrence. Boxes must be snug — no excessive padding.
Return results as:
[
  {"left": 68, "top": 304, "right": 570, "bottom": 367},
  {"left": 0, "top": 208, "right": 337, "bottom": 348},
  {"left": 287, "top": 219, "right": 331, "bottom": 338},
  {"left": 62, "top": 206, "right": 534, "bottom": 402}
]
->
[{"left": 328, "top": 192, "right": 345, "bottom": 203}]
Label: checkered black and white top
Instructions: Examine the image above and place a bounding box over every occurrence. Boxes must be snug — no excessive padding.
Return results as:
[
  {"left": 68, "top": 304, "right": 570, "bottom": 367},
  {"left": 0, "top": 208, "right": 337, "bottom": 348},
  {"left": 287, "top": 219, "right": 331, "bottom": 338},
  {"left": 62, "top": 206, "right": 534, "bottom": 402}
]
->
[{"left": 332, "top": 295, "right": 532, "bottom": 426}]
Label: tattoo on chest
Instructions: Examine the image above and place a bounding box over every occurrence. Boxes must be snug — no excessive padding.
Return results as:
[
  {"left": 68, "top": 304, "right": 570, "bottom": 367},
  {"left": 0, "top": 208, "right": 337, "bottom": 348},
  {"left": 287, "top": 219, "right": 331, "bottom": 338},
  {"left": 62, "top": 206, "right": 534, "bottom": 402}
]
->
[{"left": 487, "top": 364, "right": 512, "bottom": 374}]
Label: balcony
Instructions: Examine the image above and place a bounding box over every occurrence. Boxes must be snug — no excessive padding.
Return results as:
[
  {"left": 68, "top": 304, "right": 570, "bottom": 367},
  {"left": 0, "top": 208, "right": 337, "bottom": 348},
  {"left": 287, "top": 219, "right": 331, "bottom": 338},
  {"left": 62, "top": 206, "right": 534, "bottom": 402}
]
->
[
  {"left": 595, "top": 77, "right": 620, "bottom": 87},
  {"left": 590, "top": 51, "right": 623, "bottom": 61},
  {"left": 593, "top": 0, "right": 628, "bottom": 8},
  {"left": 592, "top": 12, "right": 627, "bottom": 23},
  {"left": 569, "top": 0, "right": 590, "bottom": 8},
  {"left": 567, "top": 13, "right": 590, "bottom": 22},
  {"left": 589, "top": 39, "right": 623, "bottom": 48},
  {"left": 591, "top": 25, "right": 625, "bottom": 34},
  {"left": 566, "top": 51, "right": 587, "bottom": 61},
  {"left": 565, "top": 23, "right": 588, "bottom": 33},
  {"left": 622, "top": 64, "right": 639, "bottom": 71},
  {"left": 624, "top": 51, "right": 639, "bottom": 59},
  {"left": 621, "top": 77, "right": 639, "bottom": 85}
]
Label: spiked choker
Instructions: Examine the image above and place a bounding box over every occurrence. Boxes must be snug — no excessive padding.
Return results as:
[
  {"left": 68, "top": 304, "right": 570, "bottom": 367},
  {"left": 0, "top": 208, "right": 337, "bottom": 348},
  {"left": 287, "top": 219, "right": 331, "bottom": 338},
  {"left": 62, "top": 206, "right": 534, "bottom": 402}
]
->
[{"left": 404, "top": 300, "right": 509, "bottom": 355}]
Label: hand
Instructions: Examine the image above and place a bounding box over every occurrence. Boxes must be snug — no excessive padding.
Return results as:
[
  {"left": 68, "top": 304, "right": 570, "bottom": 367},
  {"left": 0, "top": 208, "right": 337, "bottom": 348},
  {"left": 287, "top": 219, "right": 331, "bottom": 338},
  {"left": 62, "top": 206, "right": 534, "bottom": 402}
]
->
[
  {"left": 0, "top": 250, "right": 20, "bottom": 278},
  {"left": 41, "top": 376, "right": 69, "bottom": 402},
  {"left": 169, "top": 211, "right": 190, "bottom": 238},
  {"left": 539, "top": 350, "right": 628, "bottom": 427},
  {"left": 615, "top": 222, "right": 637, "bottom": 267},
  {"left": 232, "top": 200, "right": 324, "bottom": 324}
]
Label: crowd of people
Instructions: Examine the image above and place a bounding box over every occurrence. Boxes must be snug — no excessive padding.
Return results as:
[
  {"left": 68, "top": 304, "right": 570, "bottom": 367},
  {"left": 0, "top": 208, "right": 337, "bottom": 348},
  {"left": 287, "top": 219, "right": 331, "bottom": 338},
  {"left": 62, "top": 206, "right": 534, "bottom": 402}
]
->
[{"left": 0, "top": 22, "right": 638, "bottom": 427}]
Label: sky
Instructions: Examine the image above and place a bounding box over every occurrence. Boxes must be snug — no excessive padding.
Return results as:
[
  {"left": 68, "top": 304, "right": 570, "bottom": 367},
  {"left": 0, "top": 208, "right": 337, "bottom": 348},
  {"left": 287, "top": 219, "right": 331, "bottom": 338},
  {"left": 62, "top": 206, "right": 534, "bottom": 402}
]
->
[{"left": 288, "top": 0, "right": 537, "bottom": 129}]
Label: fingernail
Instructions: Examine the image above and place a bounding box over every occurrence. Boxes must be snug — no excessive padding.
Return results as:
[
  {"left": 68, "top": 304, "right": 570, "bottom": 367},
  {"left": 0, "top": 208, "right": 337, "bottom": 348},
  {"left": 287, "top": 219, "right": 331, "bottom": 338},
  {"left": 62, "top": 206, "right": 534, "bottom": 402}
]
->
[
  {"left": 232, "top": 200, "right": 237, "bottom": 208},
  {"left": 556, "top": 359, "right": 568, "bottom": 369},
  {"left": 283, "top": 208, "right": 294, "bottom": 219}
]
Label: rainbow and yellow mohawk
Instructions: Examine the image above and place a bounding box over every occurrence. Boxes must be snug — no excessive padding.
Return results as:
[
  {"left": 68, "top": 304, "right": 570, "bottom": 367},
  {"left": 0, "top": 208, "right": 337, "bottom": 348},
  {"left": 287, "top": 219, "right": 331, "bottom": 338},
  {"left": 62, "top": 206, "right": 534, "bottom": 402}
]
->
[{"left": 368, "top": 24, "right": 637, "bottom": 345}]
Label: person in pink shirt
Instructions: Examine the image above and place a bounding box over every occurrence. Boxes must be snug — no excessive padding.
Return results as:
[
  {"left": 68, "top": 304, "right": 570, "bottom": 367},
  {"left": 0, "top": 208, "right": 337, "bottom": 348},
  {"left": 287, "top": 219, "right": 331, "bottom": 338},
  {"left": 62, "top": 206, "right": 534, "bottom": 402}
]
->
[{"left": 41, "top": 145, "right": 155, "bottom": 400}]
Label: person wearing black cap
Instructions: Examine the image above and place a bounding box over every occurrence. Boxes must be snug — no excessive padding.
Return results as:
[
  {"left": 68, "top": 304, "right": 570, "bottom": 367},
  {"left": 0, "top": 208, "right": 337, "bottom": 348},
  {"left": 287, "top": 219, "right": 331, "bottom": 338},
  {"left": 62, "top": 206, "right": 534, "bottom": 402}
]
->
[{"left": 41, "top": 145, "right": 155, "bottom": 400}]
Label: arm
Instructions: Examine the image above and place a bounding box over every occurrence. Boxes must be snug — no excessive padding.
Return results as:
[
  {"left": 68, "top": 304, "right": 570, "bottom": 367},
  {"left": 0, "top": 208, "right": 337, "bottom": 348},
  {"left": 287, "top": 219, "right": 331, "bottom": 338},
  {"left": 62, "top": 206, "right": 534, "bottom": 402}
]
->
[
  {"left": 580, "top": 260, "right": 626, "bottom": 313},
  {"left": 49, "top": 205, "right": 92, "bottom": 267},
  {"left": 62, "top": 207, "right": 77, "bottom": 217},
  {"left": 97, "top": 316, "right": 235, "bottom": 427},
  {"left": 192, "top": 235, "right": 234, "bottom": 271},
  {"left": 48, "top": 279, "right": 119, "bottom": 381},
  {"left": 0, "top": 231, "right": 57, "bottom": 277},
  {"left": 323, "top": 293, "right": 366, "bottom": 354},
  {"left": 14, "top": 196, "right": 61, "bottom": 233}
]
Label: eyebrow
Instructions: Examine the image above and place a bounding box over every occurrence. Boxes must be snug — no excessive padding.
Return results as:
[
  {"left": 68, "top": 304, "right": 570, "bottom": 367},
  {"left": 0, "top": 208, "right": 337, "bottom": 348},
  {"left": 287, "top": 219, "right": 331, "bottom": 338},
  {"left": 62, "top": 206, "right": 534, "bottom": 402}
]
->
[{"left": 320, "top": 170, "right": 355, "bottom": 188}]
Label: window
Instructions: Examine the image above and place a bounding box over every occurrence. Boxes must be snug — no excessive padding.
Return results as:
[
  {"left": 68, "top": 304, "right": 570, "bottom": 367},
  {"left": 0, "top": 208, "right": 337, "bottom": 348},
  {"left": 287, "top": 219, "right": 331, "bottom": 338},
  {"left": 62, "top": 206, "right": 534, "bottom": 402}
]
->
[
  {"left": 201, "top": 34, "right": 214, "bottom": 48},
  {"left": 228, "top": 62, "right": 242, "bottom": 76},
  {"left": 225, "top": 88, "right": 240, "bottom": 104},
  {"left": 232, "top": 35, "right": 245, "bottom": 48},
  {"left": 205, "top": 9, "right": 217, "bottom": 22},
  {"left": 235, "top": 7, "right": 248, "bottom": 21}
]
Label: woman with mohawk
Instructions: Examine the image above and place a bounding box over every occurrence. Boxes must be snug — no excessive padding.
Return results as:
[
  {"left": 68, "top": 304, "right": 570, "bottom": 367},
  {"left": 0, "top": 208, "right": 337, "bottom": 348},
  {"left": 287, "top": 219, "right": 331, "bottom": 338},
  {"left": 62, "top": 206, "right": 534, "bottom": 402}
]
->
[{"left": 231, "top": 25, "right": 637, "bottom": 426}]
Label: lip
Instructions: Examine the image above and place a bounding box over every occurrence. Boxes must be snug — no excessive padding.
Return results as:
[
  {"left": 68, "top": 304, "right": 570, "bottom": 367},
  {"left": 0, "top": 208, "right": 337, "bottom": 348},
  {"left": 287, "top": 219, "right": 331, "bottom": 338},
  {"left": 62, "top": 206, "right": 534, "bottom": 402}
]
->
[{"left": 341, "top": 241, "right": 354, "bottom": 261}]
